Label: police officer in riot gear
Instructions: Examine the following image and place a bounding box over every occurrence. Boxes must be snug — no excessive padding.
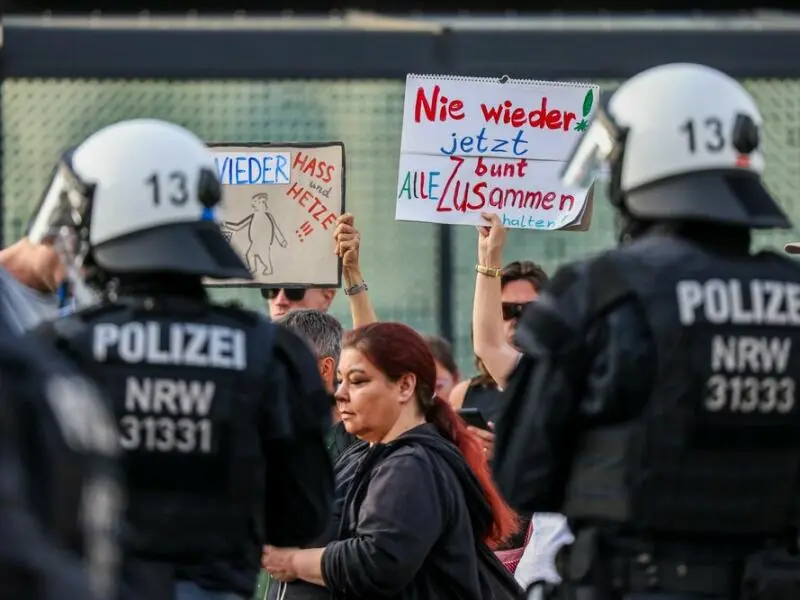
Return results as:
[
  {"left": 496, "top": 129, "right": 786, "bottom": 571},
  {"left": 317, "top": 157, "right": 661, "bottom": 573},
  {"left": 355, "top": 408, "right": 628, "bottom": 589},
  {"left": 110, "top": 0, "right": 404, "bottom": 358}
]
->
[
  {"left": 0, "top": 317, "right": 122, "bottom": 600},
  {"left": 27, "top": 118, "right": 335, "bottom": 600},
  {"left": 492, "top": 62, "right": 800, "bottom": 600}
]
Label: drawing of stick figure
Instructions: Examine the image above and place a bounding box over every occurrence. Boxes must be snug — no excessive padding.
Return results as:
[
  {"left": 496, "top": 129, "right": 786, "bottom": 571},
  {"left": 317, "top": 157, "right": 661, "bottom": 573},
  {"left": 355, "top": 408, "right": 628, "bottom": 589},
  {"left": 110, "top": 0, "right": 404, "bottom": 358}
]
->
[{"left": 222, "top": 193, "right": 287, "bottom": 276}]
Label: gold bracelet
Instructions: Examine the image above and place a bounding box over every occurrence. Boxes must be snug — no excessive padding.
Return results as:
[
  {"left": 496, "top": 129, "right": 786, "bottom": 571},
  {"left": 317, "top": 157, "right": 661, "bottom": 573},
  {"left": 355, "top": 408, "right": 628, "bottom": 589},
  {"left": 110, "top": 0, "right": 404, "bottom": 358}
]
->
[{"left": 475, "top": 264, "right": 502, "bottom": 278}]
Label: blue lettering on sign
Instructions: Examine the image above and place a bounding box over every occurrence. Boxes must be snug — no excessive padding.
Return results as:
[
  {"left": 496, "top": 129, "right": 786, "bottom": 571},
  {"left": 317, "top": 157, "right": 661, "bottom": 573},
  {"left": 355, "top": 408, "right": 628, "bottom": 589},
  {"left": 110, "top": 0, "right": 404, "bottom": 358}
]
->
[
  {"left": 439, "top": 127, "right": 529, "bottom": 157},
  {"left": 501, "top": 213, "right": 556, "bottom": 230},
  {"left": 214, "top": 152, "right": 291, "bottom": 185}
]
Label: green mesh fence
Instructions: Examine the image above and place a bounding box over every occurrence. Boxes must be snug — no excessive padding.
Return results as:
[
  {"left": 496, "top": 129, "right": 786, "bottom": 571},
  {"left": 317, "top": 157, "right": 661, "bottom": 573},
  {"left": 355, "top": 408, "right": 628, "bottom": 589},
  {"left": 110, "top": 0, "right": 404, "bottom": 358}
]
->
[{"left": 4, "top": 78, "right": 800, "bottom": 375}]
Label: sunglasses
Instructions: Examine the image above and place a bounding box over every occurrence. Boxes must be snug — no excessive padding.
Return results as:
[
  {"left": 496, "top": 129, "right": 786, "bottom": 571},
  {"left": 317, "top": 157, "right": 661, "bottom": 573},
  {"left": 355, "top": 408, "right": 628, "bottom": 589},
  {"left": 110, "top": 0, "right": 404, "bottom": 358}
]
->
[
  {"left": 261, "top": 288, "right": 307, "bottom": 302},
  {"left": 502, "top": 302, "right": 532, "bottom": 321}
]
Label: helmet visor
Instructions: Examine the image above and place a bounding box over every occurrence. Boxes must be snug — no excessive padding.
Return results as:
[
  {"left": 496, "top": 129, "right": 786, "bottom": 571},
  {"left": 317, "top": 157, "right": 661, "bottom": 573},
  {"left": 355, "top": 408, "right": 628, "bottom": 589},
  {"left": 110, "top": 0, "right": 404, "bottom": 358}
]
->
[
  {"left": 560, "top": 110, "right": 618, "bottom": 189},
  {"left": 28, "top": 156, "right": 92, "bottom": 244}
]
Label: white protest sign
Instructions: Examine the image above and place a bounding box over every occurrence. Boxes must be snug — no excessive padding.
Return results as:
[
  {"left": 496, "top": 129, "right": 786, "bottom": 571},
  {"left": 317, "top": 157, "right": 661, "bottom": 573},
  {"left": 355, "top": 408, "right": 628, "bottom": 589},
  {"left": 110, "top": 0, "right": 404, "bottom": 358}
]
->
[
  {"left": 395, "top": 74, "right": 599, "bottom": 231},
  {"left": 206, "top": 142, "right": 345, "bottom": 288}
]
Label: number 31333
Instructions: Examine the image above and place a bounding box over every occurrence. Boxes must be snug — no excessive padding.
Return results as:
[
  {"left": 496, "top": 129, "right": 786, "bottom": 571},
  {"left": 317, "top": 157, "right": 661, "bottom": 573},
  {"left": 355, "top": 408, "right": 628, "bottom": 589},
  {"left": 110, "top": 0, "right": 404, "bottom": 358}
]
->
[{"left": 705, "top": 375, "right": 796, "bottom": 414}]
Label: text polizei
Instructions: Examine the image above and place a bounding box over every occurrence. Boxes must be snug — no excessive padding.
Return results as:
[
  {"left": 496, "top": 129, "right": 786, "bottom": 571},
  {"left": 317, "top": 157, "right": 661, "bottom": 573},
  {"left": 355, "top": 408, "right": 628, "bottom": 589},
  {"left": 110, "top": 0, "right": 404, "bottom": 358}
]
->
[
  {"left": 92, "top": 322, "right": 247, "bottom": 371},
  {"left": 676, "top": 279, "right": 800, "bottom": 415},
  {"left": 90, "top": 321, "right": 241, "bottom": 455},
  {"left": 676, "top": 279, "right": 800, "bottom": 326}
]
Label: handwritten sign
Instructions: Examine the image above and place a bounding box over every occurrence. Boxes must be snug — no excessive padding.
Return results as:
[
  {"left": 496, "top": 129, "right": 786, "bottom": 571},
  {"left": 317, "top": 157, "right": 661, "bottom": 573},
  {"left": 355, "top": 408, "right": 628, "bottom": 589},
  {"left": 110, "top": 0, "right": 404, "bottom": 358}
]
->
[
  {"left": 395, "top": 74, "right": 599, "bottom": 231},
  {"left": 206, "top": 142, "right": 345, "bottom": 288},
  {"left": 215, "top": 152, "right": 291, "bottom": 186}
]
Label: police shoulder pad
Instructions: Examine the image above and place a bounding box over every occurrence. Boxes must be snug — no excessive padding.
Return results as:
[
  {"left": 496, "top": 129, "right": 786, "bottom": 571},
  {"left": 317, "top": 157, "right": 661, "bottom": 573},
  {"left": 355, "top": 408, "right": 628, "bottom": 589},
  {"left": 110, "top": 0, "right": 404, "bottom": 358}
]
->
[
  {"left": 211, "top": 302, "right": 260, "bottom": 327},
  {"left": 272, "top": 324, "right": 324, "bottom": 387},
  {"left": 584, "top": 251, "right": 633, "bottom": 318}
]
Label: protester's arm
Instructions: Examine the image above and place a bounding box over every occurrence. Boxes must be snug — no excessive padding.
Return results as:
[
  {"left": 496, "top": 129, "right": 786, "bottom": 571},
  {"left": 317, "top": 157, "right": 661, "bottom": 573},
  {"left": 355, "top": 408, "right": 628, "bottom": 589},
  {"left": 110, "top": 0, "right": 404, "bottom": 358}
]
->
[
  {"left": 261, "top": 327, "right": 334, "bottom": 547},
  {"left": 334, "top": 213, "right": 377, "bottom": 328},
  {"left": 473, "top": 213, "right": 520, "bottom": 388},
  {"left": 0, "top": 238, "right": 64, "bottom": 293}
]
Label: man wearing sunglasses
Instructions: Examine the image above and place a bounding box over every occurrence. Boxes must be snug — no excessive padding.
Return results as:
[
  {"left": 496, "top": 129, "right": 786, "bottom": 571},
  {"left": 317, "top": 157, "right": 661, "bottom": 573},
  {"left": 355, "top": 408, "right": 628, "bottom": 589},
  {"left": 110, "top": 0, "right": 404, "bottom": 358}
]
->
[{"left": 262, "top": 287, "right": 336, "bottom": 320}]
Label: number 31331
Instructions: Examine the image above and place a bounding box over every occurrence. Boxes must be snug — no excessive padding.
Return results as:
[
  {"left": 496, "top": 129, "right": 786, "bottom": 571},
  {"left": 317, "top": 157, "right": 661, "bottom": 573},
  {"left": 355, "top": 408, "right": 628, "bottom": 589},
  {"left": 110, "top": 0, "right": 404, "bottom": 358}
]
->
[
  {"left": 705, "top": 375, "right": 796, "bottom": 414},
  {"left": 119, "top": 416, "right": 213, "bottom": 453}
]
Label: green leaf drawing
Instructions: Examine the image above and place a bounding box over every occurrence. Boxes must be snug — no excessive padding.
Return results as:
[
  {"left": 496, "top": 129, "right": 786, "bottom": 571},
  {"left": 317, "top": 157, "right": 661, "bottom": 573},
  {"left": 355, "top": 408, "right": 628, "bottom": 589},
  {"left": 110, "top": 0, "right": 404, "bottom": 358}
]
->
[
  {"left": 573, "top": 120, "right": 588, "bottom": 132},
  {"left": 582, "top": 89, "right": 594, "bottom": 118}
]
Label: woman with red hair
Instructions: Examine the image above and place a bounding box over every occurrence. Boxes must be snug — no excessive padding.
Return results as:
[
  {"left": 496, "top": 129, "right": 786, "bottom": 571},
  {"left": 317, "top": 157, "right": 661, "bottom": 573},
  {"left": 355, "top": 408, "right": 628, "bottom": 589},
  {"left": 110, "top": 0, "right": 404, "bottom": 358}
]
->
[{"left": 263, "top": 322, "right": 523, "bottom": 600}]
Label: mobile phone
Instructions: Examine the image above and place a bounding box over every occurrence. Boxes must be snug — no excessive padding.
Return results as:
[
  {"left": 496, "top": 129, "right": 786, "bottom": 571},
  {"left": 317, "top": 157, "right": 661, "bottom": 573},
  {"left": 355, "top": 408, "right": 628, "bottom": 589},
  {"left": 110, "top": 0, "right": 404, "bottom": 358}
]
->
[{"left": 458, "top": 407, "right": 491, "bottom": 431}]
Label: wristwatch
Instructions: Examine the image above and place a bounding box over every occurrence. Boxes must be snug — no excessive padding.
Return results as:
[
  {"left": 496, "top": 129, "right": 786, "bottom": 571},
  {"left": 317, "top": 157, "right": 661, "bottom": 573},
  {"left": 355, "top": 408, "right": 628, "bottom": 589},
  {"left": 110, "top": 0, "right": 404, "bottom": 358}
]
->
[
  {"left": 344, "top": 281, "right": 369, "bottom": 296},
  {"left": 475, "top": 264, "right": 502, "bottom": 278}
]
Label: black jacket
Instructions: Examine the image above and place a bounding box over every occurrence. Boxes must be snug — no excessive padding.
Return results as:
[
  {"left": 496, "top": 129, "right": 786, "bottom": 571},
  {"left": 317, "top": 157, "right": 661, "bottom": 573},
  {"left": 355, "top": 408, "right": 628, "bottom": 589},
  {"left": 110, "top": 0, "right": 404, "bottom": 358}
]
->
[
  {"left": 269, "top": 439, "right": 370, "bottom": 600},
  {"left": 29, "top": 294, "right": 334, "bottom": 597},
  {"left": 491, "top": 231, "right": 800, "bottom": 524},
  {"left": 321, "top": 423, "right": 523, "bottom": 600},
  {"left": 0, "top": 322, "right": 120, "bottom": 600},
  {"left": 326, "top": 422, "right": 359, "bottom": 464},
  {"left": 491, "top": 242, "right": 655, "bottom": 514}
]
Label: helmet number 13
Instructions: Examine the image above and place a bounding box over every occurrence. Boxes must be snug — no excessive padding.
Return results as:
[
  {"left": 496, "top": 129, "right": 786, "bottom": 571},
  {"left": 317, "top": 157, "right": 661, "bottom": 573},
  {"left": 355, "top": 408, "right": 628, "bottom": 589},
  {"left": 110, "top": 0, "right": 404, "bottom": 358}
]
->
[
  {"left": 145, "top": 171, "right": 190, "bottom": 207},
  {"left": 679, "top": 117, "right": 725, "bottom": 154}
]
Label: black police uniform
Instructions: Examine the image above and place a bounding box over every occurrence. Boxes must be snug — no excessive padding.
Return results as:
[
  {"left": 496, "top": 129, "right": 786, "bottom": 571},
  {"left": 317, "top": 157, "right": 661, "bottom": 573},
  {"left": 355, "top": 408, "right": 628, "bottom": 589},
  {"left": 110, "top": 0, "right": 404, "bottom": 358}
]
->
[
  {"left": 0, "top": 320, "right": 122, "bottom": 600},
  {"left": 31, "top": 285, "right": 334, "bottom": 599},
  {"left": 493, "top": 231, "right": 800, "bottom": 600}
]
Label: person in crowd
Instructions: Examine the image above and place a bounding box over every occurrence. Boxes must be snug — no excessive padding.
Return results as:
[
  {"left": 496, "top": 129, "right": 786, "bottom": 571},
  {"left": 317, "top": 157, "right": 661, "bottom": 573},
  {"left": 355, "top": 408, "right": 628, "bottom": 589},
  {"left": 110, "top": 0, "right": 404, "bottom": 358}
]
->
[
  {"left": 262, "top": 322, "right": 524, "bottom": 600},
  {"left": 276, "top": 308, "right": 358, "bottom": 461},
  {"left": 262, "top": 287, "right": 336, "bottom": 320},
  {"left": 424, "top": 334, "right": 460, "bottom": 403},
  {"left": 469, "top": 220, "right": 549, "bottom": 390},
  {"left": 495, "top": 62, "right": 800, "bottom": 600},
  {"left": 449, "top": 248, "right": 548, "bottom": 457},
  {"left": 27, "top": 118, "right": 334, "bottom": 600}
]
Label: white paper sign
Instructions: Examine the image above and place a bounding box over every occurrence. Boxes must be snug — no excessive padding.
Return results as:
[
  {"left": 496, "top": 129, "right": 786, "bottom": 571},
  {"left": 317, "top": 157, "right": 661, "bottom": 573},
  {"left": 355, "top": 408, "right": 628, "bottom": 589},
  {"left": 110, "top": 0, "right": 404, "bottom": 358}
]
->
[{"left": 395, "top": 74, "right": 599, "bottom": 231}]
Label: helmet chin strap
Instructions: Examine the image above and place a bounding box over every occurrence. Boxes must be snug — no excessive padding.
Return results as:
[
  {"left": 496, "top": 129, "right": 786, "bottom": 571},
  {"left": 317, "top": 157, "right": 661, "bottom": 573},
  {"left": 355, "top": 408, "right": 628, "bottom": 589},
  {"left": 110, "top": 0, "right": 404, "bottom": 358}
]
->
[{"left": 614, "top": 205, "right": 642, "bottom": 245}]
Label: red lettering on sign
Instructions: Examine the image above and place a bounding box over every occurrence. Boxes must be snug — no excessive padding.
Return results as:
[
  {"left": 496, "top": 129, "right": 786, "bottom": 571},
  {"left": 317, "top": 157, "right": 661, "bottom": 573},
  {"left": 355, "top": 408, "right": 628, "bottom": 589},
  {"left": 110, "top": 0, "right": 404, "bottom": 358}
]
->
[
  {"left": 414, "top": 85, "right": 466, "bottom": 123},
  {"left": 474, "top": 157, "right": 528, "bottom": 178},
  {"left": 285, "top": 182, "right": 338, "bottom": 227},
  {"left": 471, "top": 183, "right": 575, "bottom": 212},
  {"left": 292, "top": 151, "right": 336, "bottom": 184},
  {"left": 436, "top": 156, "right": 466, "bottom": 212},
  {"left": 437, "top": 176, "right": 575, "bottom": 214},
  {"left": 321, "top": 213, "right": 337, "bottom": 230},
  {"left": 480, "top": 97, "right": 576, "bottom": 131}
]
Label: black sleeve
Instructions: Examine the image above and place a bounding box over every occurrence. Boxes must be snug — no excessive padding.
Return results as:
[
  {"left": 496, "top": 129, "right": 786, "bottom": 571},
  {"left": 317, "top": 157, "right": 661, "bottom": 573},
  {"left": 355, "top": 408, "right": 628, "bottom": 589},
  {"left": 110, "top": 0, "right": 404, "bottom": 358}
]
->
[
  {"left": 492, "top": 263, "right": 656, "bottom": 514},
  {"left": 0, "top": 354, "right": 97, "bottom": 600},
  {"left": 321, "top": 451, "right": 444, "bottom": 597},
  {"left": 261, "top": 326, "right": 334, "bottom": 547},
  {"left": 26, "top": 319, "right": 94, "bottom": 378},
  {"left": 0, "top": 457, "right": 98, "bottom": 600}
]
